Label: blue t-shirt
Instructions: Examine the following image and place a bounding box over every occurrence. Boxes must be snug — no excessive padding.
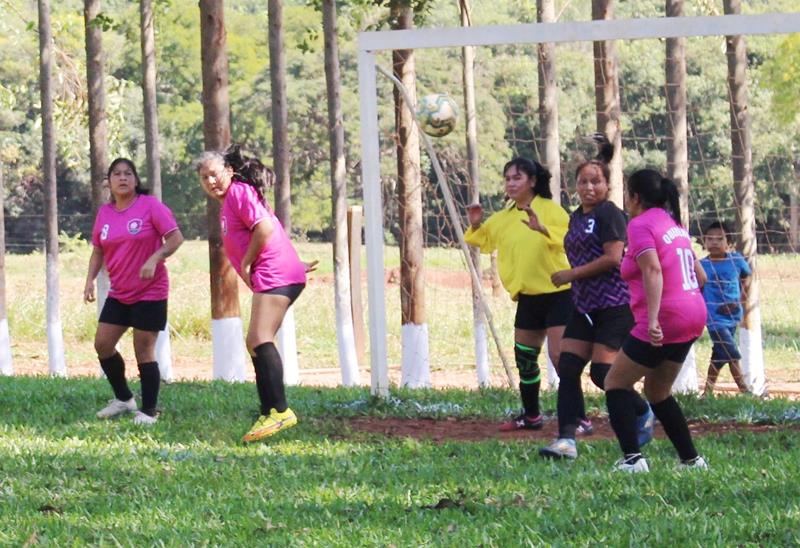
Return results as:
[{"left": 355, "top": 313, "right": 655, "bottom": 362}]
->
[{"left": 700, "top": 252, "right": 752, "bottom": 328}]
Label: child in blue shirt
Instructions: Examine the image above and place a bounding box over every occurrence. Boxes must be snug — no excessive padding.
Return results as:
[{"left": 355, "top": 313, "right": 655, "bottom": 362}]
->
[{"left": 699, "top": 221, "right": 752, "bottom": 395}]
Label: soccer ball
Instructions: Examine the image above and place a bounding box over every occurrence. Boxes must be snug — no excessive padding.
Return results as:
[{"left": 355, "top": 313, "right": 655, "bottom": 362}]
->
[{"left": 416, "top": 93, "right": 459, "bottom": 137}]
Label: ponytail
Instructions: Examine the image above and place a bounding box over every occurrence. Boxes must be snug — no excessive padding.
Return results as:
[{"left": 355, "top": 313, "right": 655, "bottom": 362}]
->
[
  {"left": 660, "top": 177, "right": 682, "bottom": 224},
  {"left": 223, "top": 144, "right": 275, "bottom": 205},
  {"left": 627, "top": 168, "right": 683, "bottom": 224}
]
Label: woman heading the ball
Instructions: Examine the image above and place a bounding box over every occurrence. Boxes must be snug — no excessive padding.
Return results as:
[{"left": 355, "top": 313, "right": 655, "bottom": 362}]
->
[
  {"left": 465, "top": 158, "right": 572, "bottom": 431},
  {"left": 196, "top": 145, "right": 310, "bottom": 443},
  {"left": 84, "top": 158, "right": 184, "bottom": 425},
  {"left": 605, "top": 169, "right": 708, "bottom": 472},
  {"left": 539, "top": 135, "right": 653, "bottom": 460}
]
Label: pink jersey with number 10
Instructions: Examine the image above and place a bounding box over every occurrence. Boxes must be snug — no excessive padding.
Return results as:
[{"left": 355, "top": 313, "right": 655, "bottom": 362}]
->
[{"left": 620, "top": 207, "right": 707, "bottom": 344}]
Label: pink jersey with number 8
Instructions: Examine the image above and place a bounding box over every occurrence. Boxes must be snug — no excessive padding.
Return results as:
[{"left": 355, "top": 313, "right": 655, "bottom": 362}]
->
[{"left": 621, "top": 207, "right": 707, "bottom": 344}]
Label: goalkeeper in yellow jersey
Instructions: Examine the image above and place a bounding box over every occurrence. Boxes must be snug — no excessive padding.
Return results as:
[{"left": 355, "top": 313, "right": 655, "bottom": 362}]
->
[{"left": 465, "top": 157, "right": 573, "bottom": 431}]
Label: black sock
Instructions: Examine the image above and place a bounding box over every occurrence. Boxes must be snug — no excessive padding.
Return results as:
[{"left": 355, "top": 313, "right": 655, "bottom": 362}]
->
[
  {"left": 650, "top": 396, "right": 698, "bottom": 461},
  {"left": 556, "top": 352, "right": 587, "bottom": 439},
  {"left": 253, "top": 342, "right": 288, "bottom": 414},
  {"left": 606, "top": 389, "right": 641, "bottom": 455},
  {"left": 515, "top": 342, "right": 541, "bottom": 417},
  {"left": 589, "top": 362, "right": 610, "bottom": 390},
  {"left": 632, "top": 392, "right": 649, "bottom": 417},
  {"left": 137, "top": 362, "right": 160, "bottom": 416},
  {"left": 99, "top": 352, "right": 133, "bottom": 402}
]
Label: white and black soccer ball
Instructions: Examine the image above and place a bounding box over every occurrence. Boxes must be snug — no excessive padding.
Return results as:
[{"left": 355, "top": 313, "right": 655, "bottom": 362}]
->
[{"left": 416, "top": 93, "right": 459, "bottom": 138}]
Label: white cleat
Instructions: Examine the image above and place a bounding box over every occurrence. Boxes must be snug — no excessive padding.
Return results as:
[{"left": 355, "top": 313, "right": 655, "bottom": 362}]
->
[
  {"left": 96, "top": 398, "right": 137, "bottom": 419},
  {"left": 614, "top": 455, "right": 649, "bottom": 473},
  {"left": 133, "top": 411, "right": 158, "bottom": 425},
  {"left": 679, "top": 456, "right": 709, "bottom": 470}
]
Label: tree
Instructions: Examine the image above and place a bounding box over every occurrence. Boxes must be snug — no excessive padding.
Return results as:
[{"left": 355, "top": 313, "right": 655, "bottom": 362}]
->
[
  {"left": 391, "top": 1, "right": 429, "bottom": 388},
  {"left": 322, "top": 0, "right": 360, "bottom": 385},
  {"left": 84, "top": 0, "right": 107, "bottom": 215},
  {"left": 537, "top": 0, "right": 561, "bottom": 201},
  {"left": 459, "top": 0, "right": 489, "bottom": 386},
  {"left": 38, "top": 0, "right": 67, "bottom": 376},
  {"left": 591, "top": 0, "right": 623, "bottom": 206},
  {"left": 140, "top": 0, "right": 161, "bottom": 199},
  {"left": 724, "top": 0, "right": 765, "bottom": 395},
  {"left": 199, "top": 0, "right": 247, "bottom": 381},
  {"left": 0, "top": 162, "right": 12, "bottom": 375}
]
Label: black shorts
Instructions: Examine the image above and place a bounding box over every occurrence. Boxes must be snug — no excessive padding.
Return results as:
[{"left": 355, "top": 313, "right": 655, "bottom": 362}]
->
[
  {"left": 622, "top": 335, "right": 697, "bottom": 368},
  {"left": 515, "top": 290, "right": 573, "bottom": 330},
  {"left": 259, "top": 283, "right": 305, "bottom": 306},
  {"left": 563, "top": 304, "right": 634, "bottom": 350},
  {"left": 99, "top": 297, "right": 167, "bottom": 332}
]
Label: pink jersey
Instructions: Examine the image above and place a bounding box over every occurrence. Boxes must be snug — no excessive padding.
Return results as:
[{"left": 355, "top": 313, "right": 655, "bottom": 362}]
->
[
  {"left": 621, "top": 207, "right": 707, "bottom": 344},
  {"left": 221, "top": 181, "right": 306, "bottom": 292},
  {"left": 92, "top": 194, "right": 179, "bottom": 304}
]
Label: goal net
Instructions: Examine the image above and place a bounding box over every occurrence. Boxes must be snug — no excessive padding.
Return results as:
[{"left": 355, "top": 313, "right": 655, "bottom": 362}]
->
[{"left": 357, "top": 9, "right": 800, "bottom": 397}]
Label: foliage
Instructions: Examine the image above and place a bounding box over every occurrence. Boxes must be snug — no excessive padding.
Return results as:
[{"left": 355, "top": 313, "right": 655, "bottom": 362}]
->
[{"left": 1, "top": 1, "right": 799, "bottom": 247}]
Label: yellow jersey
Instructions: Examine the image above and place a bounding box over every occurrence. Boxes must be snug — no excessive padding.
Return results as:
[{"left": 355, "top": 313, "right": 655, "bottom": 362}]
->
[{"left": 464, "top": 196, "right": 571, "bottom": 300}]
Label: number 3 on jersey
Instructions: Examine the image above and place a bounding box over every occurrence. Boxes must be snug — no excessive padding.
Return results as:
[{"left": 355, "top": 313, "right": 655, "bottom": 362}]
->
[{"left": 676, "top": 248, "right": 698, "bottom": 291}]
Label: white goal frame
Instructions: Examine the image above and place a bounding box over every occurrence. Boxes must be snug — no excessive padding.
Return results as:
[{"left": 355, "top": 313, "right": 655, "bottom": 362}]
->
[{"left": 357, "top": 12, "right": 800, "bottom": 397}]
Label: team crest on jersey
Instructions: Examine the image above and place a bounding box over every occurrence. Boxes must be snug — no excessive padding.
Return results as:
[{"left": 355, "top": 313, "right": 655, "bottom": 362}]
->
[{"left": 127, "top": 218, "right": 143, "bottom": 235}]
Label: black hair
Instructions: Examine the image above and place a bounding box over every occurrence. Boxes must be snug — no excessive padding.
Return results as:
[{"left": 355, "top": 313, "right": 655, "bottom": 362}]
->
[
  {"left": 107, "top": 158, "right": 150, "bottom": 198},
  {"left": 223, "top": 144, "right": 275, "bottom": 204},
  {"left": 704, "top": 220, "right": 730, "bottom": 236},
  {"left": 502, "top": 157, "right": 553, "bottom": 199},
  {"left": 627, "top": 168, "right": 682, "bottom": 224},
  {"left": 574, "top": 132, "right": 614, "bottom": 184}
]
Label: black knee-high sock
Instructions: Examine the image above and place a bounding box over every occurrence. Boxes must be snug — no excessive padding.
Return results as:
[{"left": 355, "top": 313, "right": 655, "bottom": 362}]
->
[
  {"left": 99, "top": 352, "right": 133, "bottom": 402},
  {"left": 557, "top": 352, "right": 587, "bottom": 438},
  {"left": 632, "top": 392, "right": 649, "bottom": 416},
  {"left": 650, "top": 396, "right": 698, "bottom": 461},
  {"left": 606, "top": 389, "right": 641, "bottom": 456},
  {"left": 589, "top": 362, "right": 610, "bottom": 390},
  {"left": 137, "top": 362, "right": 160, "bottom": 416},
  {"left": 515, "top": 343, "right": 541, "bottom": 417},
  {"left": 252, "top": 342, "right": 288, "bottom": 414}
]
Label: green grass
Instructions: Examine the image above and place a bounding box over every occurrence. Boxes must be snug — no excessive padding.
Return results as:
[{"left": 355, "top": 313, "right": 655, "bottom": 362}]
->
[
  {"left": 5, "top": 241, "right": 800, "bottom": 381},
  {"left": 1, "top": 377, "right": 800, "bottom": 545}
]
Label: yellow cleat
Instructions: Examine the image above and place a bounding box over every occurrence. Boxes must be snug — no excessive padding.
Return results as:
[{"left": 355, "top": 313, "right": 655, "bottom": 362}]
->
[{"left": 242, "top": 407, "right": 298, "bottom": 443}]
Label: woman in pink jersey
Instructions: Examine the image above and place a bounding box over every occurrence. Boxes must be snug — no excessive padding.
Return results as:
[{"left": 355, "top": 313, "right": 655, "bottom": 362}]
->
[
  {"left": 196, "top": 145, "right": 308, "bottom": 443},
  {"left": 604, "top": 169, "right": 708, "bottom": 472},
  {"left": 84, "top": 158, "right": 184, "bottom": 425}
]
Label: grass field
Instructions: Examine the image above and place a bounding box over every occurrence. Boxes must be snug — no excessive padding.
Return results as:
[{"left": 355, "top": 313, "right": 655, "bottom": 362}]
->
[
  {"left": 1, "top": 377, "right": 799, "bottom": 545},
  {"left": 4, "top": 240, "right": 800, "bottom": 385}
]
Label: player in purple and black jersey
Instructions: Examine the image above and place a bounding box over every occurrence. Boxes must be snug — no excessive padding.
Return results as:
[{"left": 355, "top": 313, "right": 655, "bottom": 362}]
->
[{"left": 539, "top": 136, "right": 653, "bottom": 460}]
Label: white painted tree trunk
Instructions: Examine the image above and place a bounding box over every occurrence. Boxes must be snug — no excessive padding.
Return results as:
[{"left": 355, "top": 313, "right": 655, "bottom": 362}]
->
[
  {"left": 276, "top": 306, "right": 299, "bottom": 386},
  {"left": 211, "top": 317, "right": 247, "bottom": 381},
  {"left": 740, "top": 312, "right": 766, "bottom": 395},
  {"left": 401, "top": 323, "right": 430, "bottom": 388},
  {"left": 473, "top": 315, "right": 490, "bottom": 387},
  {"left": 46, "top": 262, "right": 66, "bottom": 377},
  {"left": 545, "top": 342, "right": 559, "bottom": 390},
  {"left": 672, "top": 346, "right": 699, "bottom": 394},
  {"left": 0, "top": 319, "right": 12, "bottom": 375},
  {"left": 155, "top": 326, "right": 173, "bottom": 382}
]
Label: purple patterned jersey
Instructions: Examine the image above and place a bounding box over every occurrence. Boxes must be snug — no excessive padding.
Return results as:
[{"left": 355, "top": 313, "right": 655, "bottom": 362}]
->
[{"left": 564, "top": 200, "right": 630, "bottom": 313}]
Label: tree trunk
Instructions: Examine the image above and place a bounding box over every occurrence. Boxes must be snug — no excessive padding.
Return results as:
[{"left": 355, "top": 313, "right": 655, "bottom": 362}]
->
[
  {"left": 537, "top": 0, "right": 561, "bottom": 201},
  {"left": 592, "top": 0, "right": 624, "bottom": 206},
  {"left": 664, "top": 0, "right": 697, "bottom": 394},
  {"left": 791, "top": 157, "right": 799, "bottom": 250},
  {"left": 665, "top": 0, "right": 689, "bottom": 226},
  {"left": 84, "top": 0, "right": 108, "bottom": 216},
  {"left": 724, "top": 0, "right": 765, "bottom": 395},
  {"left": 392, "top": 2, "right": 428, "bottom": 388},
  {"left": 199, "top": 0, "right": 246, "bottom": 381},
  {"left": 39, "top": 0, "right": 67, "bottom": 376},
  {"left": 140, "top": 0, "right": 162, "bottom": 199},
  {"left": 459, "top": 0, "right": 489, "bottom": 386},
  {"left": 269, "top": 0, "right": 291, "bottom": 230},
  {"left": 268, "top": 0, "right": 300, "bottom": 385},
  {"left": 0, "top": 163, "right": 12, "bottom": 375},
  {"left": 322, "top": 0, "right": 359, "bottom": 386}
]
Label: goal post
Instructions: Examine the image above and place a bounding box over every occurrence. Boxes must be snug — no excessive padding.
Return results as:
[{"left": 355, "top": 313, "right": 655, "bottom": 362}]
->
[{"left": 358, "top": 12, "right": 800, "bottom": 398}]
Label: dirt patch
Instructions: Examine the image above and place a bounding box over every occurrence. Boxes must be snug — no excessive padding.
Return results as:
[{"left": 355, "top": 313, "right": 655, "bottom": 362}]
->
[{"left": 344, "top": 416, "right": 800, "bottom": 443}]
